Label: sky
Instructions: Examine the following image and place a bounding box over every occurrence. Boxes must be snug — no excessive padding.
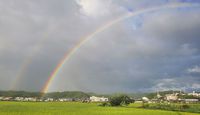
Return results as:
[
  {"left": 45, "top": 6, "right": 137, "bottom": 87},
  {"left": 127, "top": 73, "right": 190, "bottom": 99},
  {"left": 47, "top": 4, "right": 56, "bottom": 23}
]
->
[{"left": 0, "top": 0, "right": 200, "bottom": 93}]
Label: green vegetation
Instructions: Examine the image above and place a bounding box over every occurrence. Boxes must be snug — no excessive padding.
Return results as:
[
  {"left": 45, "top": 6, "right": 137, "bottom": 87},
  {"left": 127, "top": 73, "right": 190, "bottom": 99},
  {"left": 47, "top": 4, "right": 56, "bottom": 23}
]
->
[
  {"left": 0, "top": 91, "right": 43, "bottom": 97},
  {"left": 43, "top": 91, "right": 89, "bottom": 99},
  {"left": 0, "top": 102, "right": 200, "bottom": 115},
  {"left": 0, "top": 91, "right": 90, "bottom": 98},
  {"left": 109, "top": 95, "right": 134, "bottom": 106},
  {"left": 142, "top": 103, "right": 200, "bottom": 113},
  {"left": 3, "top": 90, "right": 195, "bottom": 99}
]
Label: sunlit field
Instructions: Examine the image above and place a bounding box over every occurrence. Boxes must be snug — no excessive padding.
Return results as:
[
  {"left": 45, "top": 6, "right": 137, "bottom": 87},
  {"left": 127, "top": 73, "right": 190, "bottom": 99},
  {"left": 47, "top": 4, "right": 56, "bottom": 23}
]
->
[{"left": 0, "top": 102, "right": 199, "bottom": 115}]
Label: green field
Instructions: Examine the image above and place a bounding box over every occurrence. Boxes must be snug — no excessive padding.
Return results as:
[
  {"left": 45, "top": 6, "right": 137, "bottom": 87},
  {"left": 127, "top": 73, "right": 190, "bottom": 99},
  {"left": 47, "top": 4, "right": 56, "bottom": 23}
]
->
[{"left": 0, "top": 102, "right": 199, "bottom": 115}]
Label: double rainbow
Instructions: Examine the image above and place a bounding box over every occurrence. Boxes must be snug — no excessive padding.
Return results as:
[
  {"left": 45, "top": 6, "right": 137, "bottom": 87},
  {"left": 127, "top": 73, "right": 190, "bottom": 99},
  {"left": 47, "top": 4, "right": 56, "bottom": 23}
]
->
[{"left": 41, "top": 3, "right": 199, "bottom": 93}]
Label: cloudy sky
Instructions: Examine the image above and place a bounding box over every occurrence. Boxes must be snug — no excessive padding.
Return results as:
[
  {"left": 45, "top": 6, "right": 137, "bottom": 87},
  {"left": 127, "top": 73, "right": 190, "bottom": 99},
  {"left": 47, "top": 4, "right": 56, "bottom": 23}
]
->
[{"left": 0, "top": 0, "right": 200, "bottom": 93}]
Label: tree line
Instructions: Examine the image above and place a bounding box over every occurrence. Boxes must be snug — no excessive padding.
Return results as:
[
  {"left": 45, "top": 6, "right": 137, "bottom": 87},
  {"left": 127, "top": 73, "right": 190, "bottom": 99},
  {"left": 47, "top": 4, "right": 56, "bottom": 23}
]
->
[{"left": 0, "top": 91, "right": 89, "bottom": 98}]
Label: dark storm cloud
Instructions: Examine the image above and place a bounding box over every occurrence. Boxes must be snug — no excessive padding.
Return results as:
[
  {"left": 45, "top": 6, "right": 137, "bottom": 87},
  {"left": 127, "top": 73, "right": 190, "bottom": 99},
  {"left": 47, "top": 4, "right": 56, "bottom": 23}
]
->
[
  {"left": 0, "top": 0, "right": 200, "bottom": 93},
  {"left": 50, "top": 3, "right": 200, "bottom": 93}
]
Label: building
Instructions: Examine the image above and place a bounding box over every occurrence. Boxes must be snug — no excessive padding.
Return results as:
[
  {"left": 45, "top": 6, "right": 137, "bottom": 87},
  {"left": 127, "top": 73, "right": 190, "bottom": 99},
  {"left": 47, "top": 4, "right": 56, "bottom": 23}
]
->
[
  {"left": 142, "top": 97, "right": 149, "bottom": 102},
  {"left": 90, "top": 96, "right": 108, "bottom": 102},
  {"left": 184, "top": 99, "right": 199, "bottom": 103},
  {"left": 44, "top": 98, "right": 54, "bottom": 102},
  {"left": 15, "top": 97, "right": 24, "bottom": 101},
  {"left": 2, "top": 97, "right": 13, "bottom": 101},
  {"left": 157, "top": 92, "right": 162, "bottom": 99},
  {"left": 188, "top": 91, "right": 200, "bottom": 97},
  {"left": 165, "top": 93, "right": 178, "bottom": 101},
  {"left": 58, "top": 98, "right": 73, "bottom": 102},
  {"left": 24, "top": 97, "right": 37, "bottom": 102}
]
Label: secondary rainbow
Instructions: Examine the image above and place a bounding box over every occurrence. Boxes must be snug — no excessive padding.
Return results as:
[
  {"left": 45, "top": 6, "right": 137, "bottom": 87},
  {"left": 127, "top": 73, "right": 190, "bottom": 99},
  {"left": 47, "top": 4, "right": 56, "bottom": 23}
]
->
[
  {"left": 41, "top": 3, "right": 199, "bottom": 93},
  {"left": 10, "top": 26, "right": 55, "bottom": 90}
]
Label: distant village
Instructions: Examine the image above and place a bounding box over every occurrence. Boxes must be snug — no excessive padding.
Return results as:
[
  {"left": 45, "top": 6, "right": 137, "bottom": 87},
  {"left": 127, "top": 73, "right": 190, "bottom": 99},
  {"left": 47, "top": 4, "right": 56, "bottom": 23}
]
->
[
  {"left": 0, "top": 95, "right": 109, "bottom": 103},
  {"left": 0, "top": 91, "right": 200, "bottom": 103},
  {"left": 141, "top": 91, "right": 200, "bottom": 104}
]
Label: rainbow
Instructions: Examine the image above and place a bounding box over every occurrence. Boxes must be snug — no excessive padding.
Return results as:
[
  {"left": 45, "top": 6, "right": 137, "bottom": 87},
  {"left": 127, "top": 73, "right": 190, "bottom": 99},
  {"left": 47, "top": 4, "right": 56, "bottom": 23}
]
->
[
  {"left": 10, "top": 26, "right": 55, "bottom": 90},
  {"left": 10, "top": 38, "right": 46, "bottom": 90},
  {"left": 41, "top": 3, "right": 199, "bottom": 93}
]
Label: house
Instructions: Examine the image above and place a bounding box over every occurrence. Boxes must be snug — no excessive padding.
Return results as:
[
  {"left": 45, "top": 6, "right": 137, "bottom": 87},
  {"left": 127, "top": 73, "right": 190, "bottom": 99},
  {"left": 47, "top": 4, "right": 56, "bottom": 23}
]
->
[
  {"left": 184, "top": 99, "right": 199, "bottom": 103},
  {"left": 58, "top": 98, "right": 73, "bottom": 102},
  {"left": 15, "top": 97, "right": 24, "bottom": 101},
  {"left": 157, "top": 92, "right": 162, "bottom": 99},
  {"left": 188, "top": 91, "right": 200, "bottom": 97},
  {"left": 24, "top": 97, "right": 37, "bottom": 102},
  {"left": 165, "top": 93, "right": 178, "bottom": 101},
  {"left": 90, "top": 96, "right": 108, "bottom": 102},
  {"left": 2, "top": 97, "right": 13, "bottom": 101},
  {"left": 45, "top": 98, "right": 54, "bottom": 102},
  {"left": 142, "top": 97, "right": 149, "bottom": 103}
]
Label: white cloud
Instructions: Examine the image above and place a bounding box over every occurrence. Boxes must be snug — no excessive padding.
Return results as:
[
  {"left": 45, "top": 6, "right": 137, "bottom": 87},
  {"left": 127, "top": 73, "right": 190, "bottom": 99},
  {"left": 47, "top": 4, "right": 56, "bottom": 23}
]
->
[
  {"left": 187, "top": 66, "right": 200, "bottom": 73},
  {"left": 151, "top": 78, "right": 180, "bottom": 91},
  {"left": 75, "top": 0, "right": 128, "bottom": 19},
  {"left": 150, "top": 76, "right": 200, "bottom": 92},
  {"left": 76, "top": 0, "right": 112, "bottom": 17}
]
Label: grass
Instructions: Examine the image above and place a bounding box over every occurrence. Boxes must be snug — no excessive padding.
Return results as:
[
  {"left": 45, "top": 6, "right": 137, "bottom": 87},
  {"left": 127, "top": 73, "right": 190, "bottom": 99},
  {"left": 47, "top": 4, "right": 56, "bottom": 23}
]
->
[
  {"left": 0, "top": 102, "right": 199, "bottom": 115},
  {"left": 141, "top": 102, "right": 200, "bottom": 113}
]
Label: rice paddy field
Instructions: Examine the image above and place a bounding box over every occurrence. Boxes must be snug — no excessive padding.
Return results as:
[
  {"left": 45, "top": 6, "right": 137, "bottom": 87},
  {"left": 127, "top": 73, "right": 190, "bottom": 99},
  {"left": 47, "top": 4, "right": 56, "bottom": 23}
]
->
[{"left": 0, "top": 102, "right": 200, "bottom": 115}]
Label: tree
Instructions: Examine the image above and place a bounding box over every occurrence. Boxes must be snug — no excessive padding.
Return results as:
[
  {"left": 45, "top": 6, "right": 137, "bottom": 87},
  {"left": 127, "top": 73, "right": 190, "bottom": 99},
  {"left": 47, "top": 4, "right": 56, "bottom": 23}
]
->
[{"left": 109, "top": 95, "right": 134, "bottom": 106}]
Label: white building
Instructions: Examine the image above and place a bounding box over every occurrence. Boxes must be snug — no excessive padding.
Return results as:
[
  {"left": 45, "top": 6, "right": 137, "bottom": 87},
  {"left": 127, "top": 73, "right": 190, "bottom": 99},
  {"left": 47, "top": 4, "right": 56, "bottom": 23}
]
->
[
  {"left": 2, "top": 97, "right": 12, "bottom": 101},
  {"left": 90, "top": 96, "right": 108, "bottom": 102},
  {"left": 142, "top": 97, "right": 149, "bottom": 102},
  {"left": 157, "top": 92, "right": 162, "bottom": 99},
  {"left": 24, "top": 97, "right": 37, "bottom": 102},
  {"left": 58, "top": 98, "right": 73, "bottom": 102},
  {"left": 185, "top": 99, "right": 199, "bottom": 103},
  {"left": 188, "top": 91, "right": 200, "bottom": 97},
  {"left": 165, "top": 93, "right": 178, "bottom": 101},
  {"left": 15, "top": 97, "right": 24, "bottom": 101},
  {"left": 45, "top": 98, "right": 54, "bottom": 102}
]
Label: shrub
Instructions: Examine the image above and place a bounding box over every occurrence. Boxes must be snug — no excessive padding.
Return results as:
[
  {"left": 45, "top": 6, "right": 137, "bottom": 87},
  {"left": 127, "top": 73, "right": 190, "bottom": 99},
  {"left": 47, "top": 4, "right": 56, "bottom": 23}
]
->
[
  {"left": 181, "top": 104, "right": 190, "bottom": 109},
  {"left": 109, "top": 95, "right": 133, "bottom": 106},
  {"left": 143, "top": 103, "right": 149, "bottom": 108}
]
